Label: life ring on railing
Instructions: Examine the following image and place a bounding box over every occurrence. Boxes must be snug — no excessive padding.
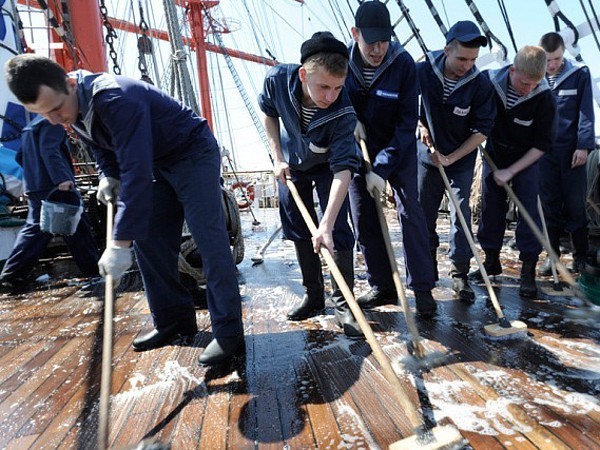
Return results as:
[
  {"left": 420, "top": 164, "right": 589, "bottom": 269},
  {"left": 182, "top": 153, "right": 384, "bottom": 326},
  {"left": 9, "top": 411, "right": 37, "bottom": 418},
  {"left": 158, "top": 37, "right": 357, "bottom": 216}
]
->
[{"left": 230, "top": 181, "right": 255, "bottom": 209}]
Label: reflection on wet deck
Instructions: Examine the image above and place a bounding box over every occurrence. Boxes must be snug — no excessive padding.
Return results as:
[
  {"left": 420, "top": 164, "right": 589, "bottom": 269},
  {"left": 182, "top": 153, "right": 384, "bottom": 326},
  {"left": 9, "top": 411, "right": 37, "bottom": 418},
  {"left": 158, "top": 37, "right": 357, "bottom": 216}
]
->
[{"left": 0, "top": 207, "right": 598, "bottom": 449}]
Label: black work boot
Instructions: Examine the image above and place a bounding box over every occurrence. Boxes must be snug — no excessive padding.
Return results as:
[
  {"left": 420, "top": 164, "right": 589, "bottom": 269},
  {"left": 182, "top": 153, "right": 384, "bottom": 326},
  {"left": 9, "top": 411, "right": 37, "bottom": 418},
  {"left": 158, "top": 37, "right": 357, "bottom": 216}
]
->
[
  {"left": 470, "top": 249, "right": 502, "bottom": 281},
  {"left": 539, "top": 226, "right": 561, "bottom": 276},
  {"left": 451, "top": 263, "right": 475, "bottom": 302},
  {"left": 519, "top": 259, "right": 538, "bottom": 298},
  {"left": 331, "top": 250, "right": 363, "bottom": 339},
  {"left": 569, "top": 227, "right": 589, "bottom": 274},
  {"left": 356, "top": 287, "right": 397, "bottom": 309},
  {"left": 287, "top": 241, "right": 325, "bottom": 320},
  {"left": 133, "top": 318, "right": 198, "bottom": 351},
  {"left": 415, "top": 290, "right": 437, "bottom": 318}
]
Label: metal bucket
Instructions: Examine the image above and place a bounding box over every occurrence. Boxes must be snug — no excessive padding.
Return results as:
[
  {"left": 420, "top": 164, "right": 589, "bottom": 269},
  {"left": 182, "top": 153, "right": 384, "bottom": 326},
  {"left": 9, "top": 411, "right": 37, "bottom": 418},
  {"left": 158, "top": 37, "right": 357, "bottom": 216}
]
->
[{"left": 40, "top": 187, "right": 83, "bottom": 236}]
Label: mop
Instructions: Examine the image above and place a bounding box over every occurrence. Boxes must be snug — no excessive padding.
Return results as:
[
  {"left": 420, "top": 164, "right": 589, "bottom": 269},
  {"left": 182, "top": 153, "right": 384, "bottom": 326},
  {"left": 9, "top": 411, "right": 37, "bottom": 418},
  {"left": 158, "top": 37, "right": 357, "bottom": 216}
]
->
[
  {"left": 286, "top": 179, "right": 465, "bottom": 449},
  {"left": 537, "top": 197, "right": 573, "bottom": 295},
  {"left": 251, "top": 224, "right": 282, "bottom": 265},
  {"left": 480, "top": 149, "right": 592, "bottom": 317},
  {"left": 436, "top": 159, "right": 527, "bottom": 339},
  {"left": 98, "top": 202, "right": 169, "bottom": 450},
  {"left": 359, "top": 140, "right": 449, "bottom": 370}
]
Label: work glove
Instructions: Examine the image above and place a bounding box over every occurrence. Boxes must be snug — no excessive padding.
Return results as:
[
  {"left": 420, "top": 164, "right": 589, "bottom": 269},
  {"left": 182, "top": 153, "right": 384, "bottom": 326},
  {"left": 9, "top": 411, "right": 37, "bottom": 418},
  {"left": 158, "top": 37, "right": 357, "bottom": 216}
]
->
[
  {"left": 97, "top": 176, "right": 121, "bottom": 205},
  {"left": 365, "top": 171, "right": 386, "bottom": 198},
  {"left": 98, "top": 246, "right": 133, "bottom": 281},
  {"left": 354, "top": 121, "right": 367, "bottom": 143}
]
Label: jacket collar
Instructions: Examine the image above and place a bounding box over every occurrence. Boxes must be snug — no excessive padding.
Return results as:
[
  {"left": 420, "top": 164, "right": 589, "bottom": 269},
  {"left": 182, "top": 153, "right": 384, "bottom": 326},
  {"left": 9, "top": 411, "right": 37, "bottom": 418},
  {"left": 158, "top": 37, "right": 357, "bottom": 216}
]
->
[
  {"left": 550, "top": 58, "right": 584, "bottom": 89},
  {"left": 348, "top": 40, "right": 406, "bottom": 89},
  {"left": 426, "top": 49, "right": 480, "bottom": 92},
  {"left": 488, "top": 64, "right": 550, "bottom": 109}
]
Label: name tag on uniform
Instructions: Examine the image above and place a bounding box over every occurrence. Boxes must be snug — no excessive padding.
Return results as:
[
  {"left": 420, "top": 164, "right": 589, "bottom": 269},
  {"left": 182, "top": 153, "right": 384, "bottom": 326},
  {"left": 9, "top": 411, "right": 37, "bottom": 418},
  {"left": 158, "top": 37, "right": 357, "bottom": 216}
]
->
[
  {"left": 513, "top": 118, "right": 533, "bottom": 127},
  {"left": 453, "top": 106, "right": 471, "bottom": 116},
  {"left": 309, "top": 142, "right": 329, "bottom": 154},
  {"left": 375, "top": 89, "right": 399, "bottom": 99},
  {"left": 558, "top": 89, "right": 577, "bottom": 96}
]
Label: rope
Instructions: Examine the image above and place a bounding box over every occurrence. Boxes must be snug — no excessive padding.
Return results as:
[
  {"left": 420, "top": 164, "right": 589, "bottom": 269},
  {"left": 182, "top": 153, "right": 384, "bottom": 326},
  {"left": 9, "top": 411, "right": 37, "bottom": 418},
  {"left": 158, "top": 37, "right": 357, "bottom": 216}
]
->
[
  {"left": 577, "top": 0, "right": 600, "bottom": 53},
  {"left": 542, "top": 0, "right": 580, "bottom": 48},
  {"left": 393, "top": 0, "right": 429, "bottom": 54},
  {"left": 496, "top": 0, "right": 518, "bottom": 54},
  {"left": 422, "top": 0, "right": 448, "bottom": 37},
  {"left": 464, "top": 0, "right": 508, "bottom": 61}
]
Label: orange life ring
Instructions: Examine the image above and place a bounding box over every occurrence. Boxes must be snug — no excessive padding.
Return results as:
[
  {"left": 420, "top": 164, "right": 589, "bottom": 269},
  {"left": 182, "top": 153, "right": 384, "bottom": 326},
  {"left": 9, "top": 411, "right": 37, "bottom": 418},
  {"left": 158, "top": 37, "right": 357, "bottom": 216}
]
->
[{"left": 230, "top": 181, "right": 255, "bottom": 209}]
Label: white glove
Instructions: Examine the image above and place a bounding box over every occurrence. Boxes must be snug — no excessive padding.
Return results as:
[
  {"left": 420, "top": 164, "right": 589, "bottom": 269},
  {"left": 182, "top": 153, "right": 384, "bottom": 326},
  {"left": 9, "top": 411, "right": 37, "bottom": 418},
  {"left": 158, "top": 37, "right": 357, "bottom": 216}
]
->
[
  {"left": 365, "top": 171, "right": 386, "bottom": 198},
  {"left": 98, "top": 246, "right": 133, "bottom": 280},
  {"left": 97, "top": 177, "right": 121, "bottom": 205},
  {"left": 354, "top": 121, "right": 367, "bottom": 143}
]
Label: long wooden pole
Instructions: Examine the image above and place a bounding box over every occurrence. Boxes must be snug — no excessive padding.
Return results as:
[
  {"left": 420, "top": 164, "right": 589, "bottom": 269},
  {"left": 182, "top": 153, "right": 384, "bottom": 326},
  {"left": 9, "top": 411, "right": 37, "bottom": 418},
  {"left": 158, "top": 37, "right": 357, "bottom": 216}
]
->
[
  {"left": 98, "top": 201, "right": 114, "bottom": 450},
  {"left": 285, "top": 179, "right": 424, "bottom": 430}
]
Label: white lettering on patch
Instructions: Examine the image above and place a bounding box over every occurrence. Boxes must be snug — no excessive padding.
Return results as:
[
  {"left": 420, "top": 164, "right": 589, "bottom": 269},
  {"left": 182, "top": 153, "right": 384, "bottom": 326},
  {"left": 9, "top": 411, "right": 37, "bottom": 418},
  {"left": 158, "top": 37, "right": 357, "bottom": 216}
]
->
[
  {"left": 453, "top": 106, "right": 471, "bottom": 116},
  {"left": 375, "top": 90, "right": 399, "bottom": 99},
  {"left": 309, "top": 142, "right": 329, "bottom": 154},
  {"left": 513, "top": 118, "right": 533, "bottom": 127}
]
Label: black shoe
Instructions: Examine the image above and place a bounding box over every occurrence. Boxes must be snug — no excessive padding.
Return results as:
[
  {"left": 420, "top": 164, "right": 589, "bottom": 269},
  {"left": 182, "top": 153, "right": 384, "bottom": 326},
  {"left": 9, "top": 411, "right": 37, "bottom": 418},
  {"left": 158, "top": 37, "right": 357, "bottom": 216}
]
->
[
  {"left": 452, "top": 276, "right": 475, "bottom": 303},
  {"left": 568, "top": 255, "right": 587, "bottom": 274},
  {"left": 470, "top": 251, "right": 502, "bottom": 282},
  {"left": 356, "top": 288, "right": 397, "bottom": 309},
  {"left": 199, "top": 335, "right": 245, "bottom": 366},
  {"left": 287, "top": 293, "right": 325, "bottom": 320},
  {"left": 333, "top": 308, "right": 364, "bottom": 339},
  {"left": 415, "top": 290, "right": 437, "bottom": 318},
  {"left": 519, "top": 260, "right": 537, "bottom": 298},
  {"left": 133, "top": 320, "right": 198, "bottom": 352}
]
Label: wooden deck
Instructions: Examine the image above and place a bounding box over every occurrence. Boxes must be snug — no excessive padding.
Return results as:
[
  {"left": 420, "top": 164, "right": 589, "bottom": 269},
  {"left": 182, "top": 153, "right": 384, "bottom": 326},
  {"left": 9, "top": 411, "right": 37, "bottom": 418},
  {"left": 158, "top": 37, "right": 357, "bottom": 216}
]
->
[{"left": 0, "top": 206, "right": 598, "bottom": 449}]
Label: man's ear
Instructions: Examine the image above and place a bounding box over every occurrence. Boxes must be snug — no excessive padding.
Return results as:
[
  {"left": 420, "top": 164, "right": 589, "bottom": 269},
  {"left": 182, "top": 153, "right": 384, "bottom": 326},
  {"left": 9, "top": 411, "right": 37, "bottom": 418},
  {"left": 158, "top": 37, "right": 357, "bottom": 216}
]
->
[
  {"left": 298, "top": 66, "right": 307, "bottom": 83},
  {"left": 351, "top": 27, "right": 360, "bottom": 43},
  {"left": 66, "top": 77, "right": 77, "bottom": 93}
]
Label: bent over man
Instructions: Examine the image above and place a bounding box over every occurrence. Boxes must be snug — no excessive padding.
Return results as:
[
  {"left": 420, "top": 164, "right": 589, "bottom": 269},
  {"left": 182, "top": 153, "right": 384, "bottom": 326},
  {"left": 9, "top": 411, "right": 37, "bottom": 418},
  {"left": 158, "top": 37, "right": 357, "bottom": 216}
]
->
[{"left": 6, "top": 54, "right": 244, "bottom": 365}]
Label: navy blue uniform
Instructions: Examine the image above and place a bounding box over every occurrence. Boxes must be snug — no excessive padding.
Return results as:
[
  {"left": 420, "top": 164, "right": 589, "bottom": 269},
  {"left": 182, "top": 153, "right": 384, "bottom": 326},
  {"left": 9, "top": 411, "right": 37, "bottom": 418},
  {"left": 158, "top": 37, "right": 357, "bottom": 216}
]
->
[
  {"left": 539, "top": 60, "right": 595, "bottom": 232},
  {"left": 0, "top": 116, "right": 99, "bottom": 282},
  {"left": 478, "top": 66, "right": 558, "bottom": 261},
  {"left": 345, "top": 41, "right": 434, "bottom": 292},
  {"left": 416, "top": 50, "right": 496, "bottom": 275},
  {"left": 258, "top": 64, "right": 359, "bottom": 250},
  {"left": 70, "top": 71, "right": 242, "bottom": 336}
]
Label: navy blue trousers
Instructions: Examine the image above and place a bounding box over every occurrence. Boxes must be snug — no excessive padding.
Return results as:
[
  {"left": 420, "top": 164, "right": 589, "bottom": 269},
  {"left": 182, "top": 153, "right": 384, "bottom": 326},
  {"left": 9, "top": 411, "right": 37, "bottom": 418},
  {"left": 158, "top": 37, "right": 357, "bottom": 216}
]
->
[
  {"left": 349, "top": 156, "right": 434, "bottom": 292},
  {"left": 477, "top": 160, "right": 542, "bottom": 261},
  {"left": 418, "top": 160, "right": 475, "bottom": 271},
  {"left": 1, "top": 191, "right": 99, "bottom": 280},
  {"left": 133, "top": 149, "right": 243, "bottom": 336},
  {"left": 277, "top": 164, "right": 354, "bottom": 250},
  {"left": 539, "top": 148, "right": 588, "bottom": 231}
]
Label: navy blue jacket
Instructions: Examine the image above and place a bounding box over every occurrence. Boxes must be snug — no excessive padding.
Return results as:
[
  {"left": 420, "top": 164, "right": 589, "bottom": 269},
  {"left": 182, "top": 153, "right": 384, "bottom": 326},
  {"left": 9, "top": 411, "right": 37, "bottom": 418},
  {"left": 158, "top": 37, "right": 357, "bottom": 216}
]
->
[
  {"left": 548, "top": 59, "right": 595, "bottom": 152},
  {"left": 17, "top": 116, "right": 74, "bottom": 194},
  {"left": 416, "top": 50, "right": 496, "bottom": 169},
  {"left": 345, "top": 41, "right": 418, "bottom": 180},
  {"left": 69, "top": 70, "right": 218, "bottom": 240},
  {"left": 258, "top": 64, "right": 360, "bottom": 174},
  {"left": 485, "top": 65, "right": 558, "bottom": 168}
]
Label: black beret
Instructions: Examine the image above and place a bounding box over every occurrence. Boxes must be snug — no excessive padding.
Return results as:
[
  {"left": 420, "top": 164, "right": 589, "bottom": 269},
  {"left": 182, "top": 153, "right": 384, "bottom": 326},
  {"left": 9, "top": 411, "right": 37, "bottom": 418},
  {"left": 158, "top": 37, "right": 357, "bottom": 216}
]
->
[{"left": 300, "top": 31, "right": 349, "bottom": 64}]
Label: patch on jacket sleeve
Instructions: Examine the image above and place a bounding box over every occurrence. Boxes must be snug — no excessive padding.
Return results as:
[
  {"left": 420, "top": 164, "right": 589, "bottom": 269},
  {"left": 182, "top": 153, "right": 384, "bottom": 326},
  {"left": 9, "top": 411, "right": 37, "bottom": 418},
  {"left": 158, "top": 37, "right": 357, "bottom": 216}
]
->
[
  {"left": 309, "top": 142, "right": 329, "bottom": 154},
  {"left": 513, "top": 117, "right": 533, "bottom": 127},
  {"left": 375, "top": 89, "right": 399, "bottom": 99},
  {"left": 453, "top": 105, "right": 471, "bottom": 116}
]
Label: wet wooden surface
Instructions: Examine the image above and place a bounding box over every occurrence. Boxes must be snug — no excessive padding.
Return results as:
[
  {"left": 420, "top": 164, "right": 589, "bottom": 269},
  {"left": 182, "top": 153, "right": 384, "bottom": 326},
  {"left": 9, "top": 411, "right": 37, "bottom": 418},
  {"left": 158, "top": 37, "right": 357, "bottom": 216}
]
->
[{"left": 0, "top": 207, "right": 598, "bottom": 449}]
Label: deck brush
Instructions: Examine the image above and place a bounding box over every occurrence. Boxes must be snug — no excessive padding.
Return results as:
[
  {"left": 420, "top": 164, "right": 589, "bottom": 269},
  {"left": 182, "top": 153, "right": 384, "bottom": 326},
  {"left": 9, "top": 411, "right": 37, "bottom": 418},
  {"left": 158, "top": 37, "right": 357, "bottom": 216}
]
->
[
  {"left": 434, "top": 160, "right": 528, "bottom": 340},
  {"left": 388, "top": 425, "right": 467, "bottom": 450},
  {"left": 287, "top": 178, "right": 466, "bottom": 450},
  {"left": 117, "top": 439, "right": 170, "bottom": 450},
  {"left": 251, "top": 225, "right": 282, "bottom": 265}
]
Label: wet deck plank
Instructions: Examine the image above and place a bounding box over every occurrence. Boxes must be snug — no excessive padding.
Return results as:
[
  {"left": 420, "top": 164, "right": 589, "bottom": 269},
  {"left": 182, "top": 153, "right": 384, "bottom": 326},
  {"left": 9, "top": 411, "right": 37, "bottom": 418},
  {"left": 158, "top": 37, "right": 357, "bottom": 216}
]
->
[{"left": 0, "top": 206, "right": 598, "bottom": 449}]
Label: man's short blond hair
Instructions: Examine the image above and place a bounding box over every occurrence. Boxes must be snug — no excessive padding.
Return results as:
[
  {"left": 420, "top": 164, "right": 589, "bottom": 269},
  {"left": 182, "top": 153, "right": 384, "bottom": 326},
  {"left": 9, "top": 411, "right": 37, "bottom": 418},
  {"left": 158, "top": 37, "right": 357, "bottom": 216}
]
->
[{"left": 513, "top": 46, "right": 547, "bottom": 80}]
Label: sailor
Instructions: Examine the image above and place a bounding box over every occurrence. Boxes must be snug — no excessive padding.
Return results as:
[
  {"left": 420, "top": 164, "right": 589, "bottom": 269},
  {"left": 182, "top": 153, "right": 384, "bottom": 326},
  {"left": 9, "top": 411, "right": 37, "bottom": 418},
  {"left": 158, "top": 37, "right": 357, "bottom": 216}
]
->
[
  {"left": 5, "top": 54, "right": 244, "bottom": 365},
  {"left": 473, "top": 46, "right": 558, "bottom": 298},
  {"left": 345, "top": 0, "right": 437, "bottom": 316},
  {"left": 0, "top": 116, "right": 99, "bottom": 291},
  {"left": 537, "top": 32, "right": 595, "bottom": 275},
  {"left": 415, "top": 20, "right": 496, "bottom": 302},
  {"left": 258, "top": 31, "right": 363, "bottom": 338}
]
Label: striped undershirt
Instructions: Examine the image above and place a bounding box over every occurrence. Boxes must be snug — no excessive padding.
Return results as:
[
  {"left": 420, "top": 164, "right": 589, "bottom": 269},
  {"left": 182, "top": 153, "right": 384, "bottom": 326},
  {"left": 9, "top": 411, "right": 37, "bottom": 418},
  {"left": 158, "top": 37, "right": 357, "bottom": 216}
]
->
[
  {"left": 506, "top": 83, "right": 521, "bottom": 109},
  {"left": 301, "top": 103, "right": 318, "bottom": 133},
  {"left": 443, "top": 76, "right": 458, "bottom": 101},
  {"left": 362, "top": 67, "right": 376, "bottom": 90}
]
